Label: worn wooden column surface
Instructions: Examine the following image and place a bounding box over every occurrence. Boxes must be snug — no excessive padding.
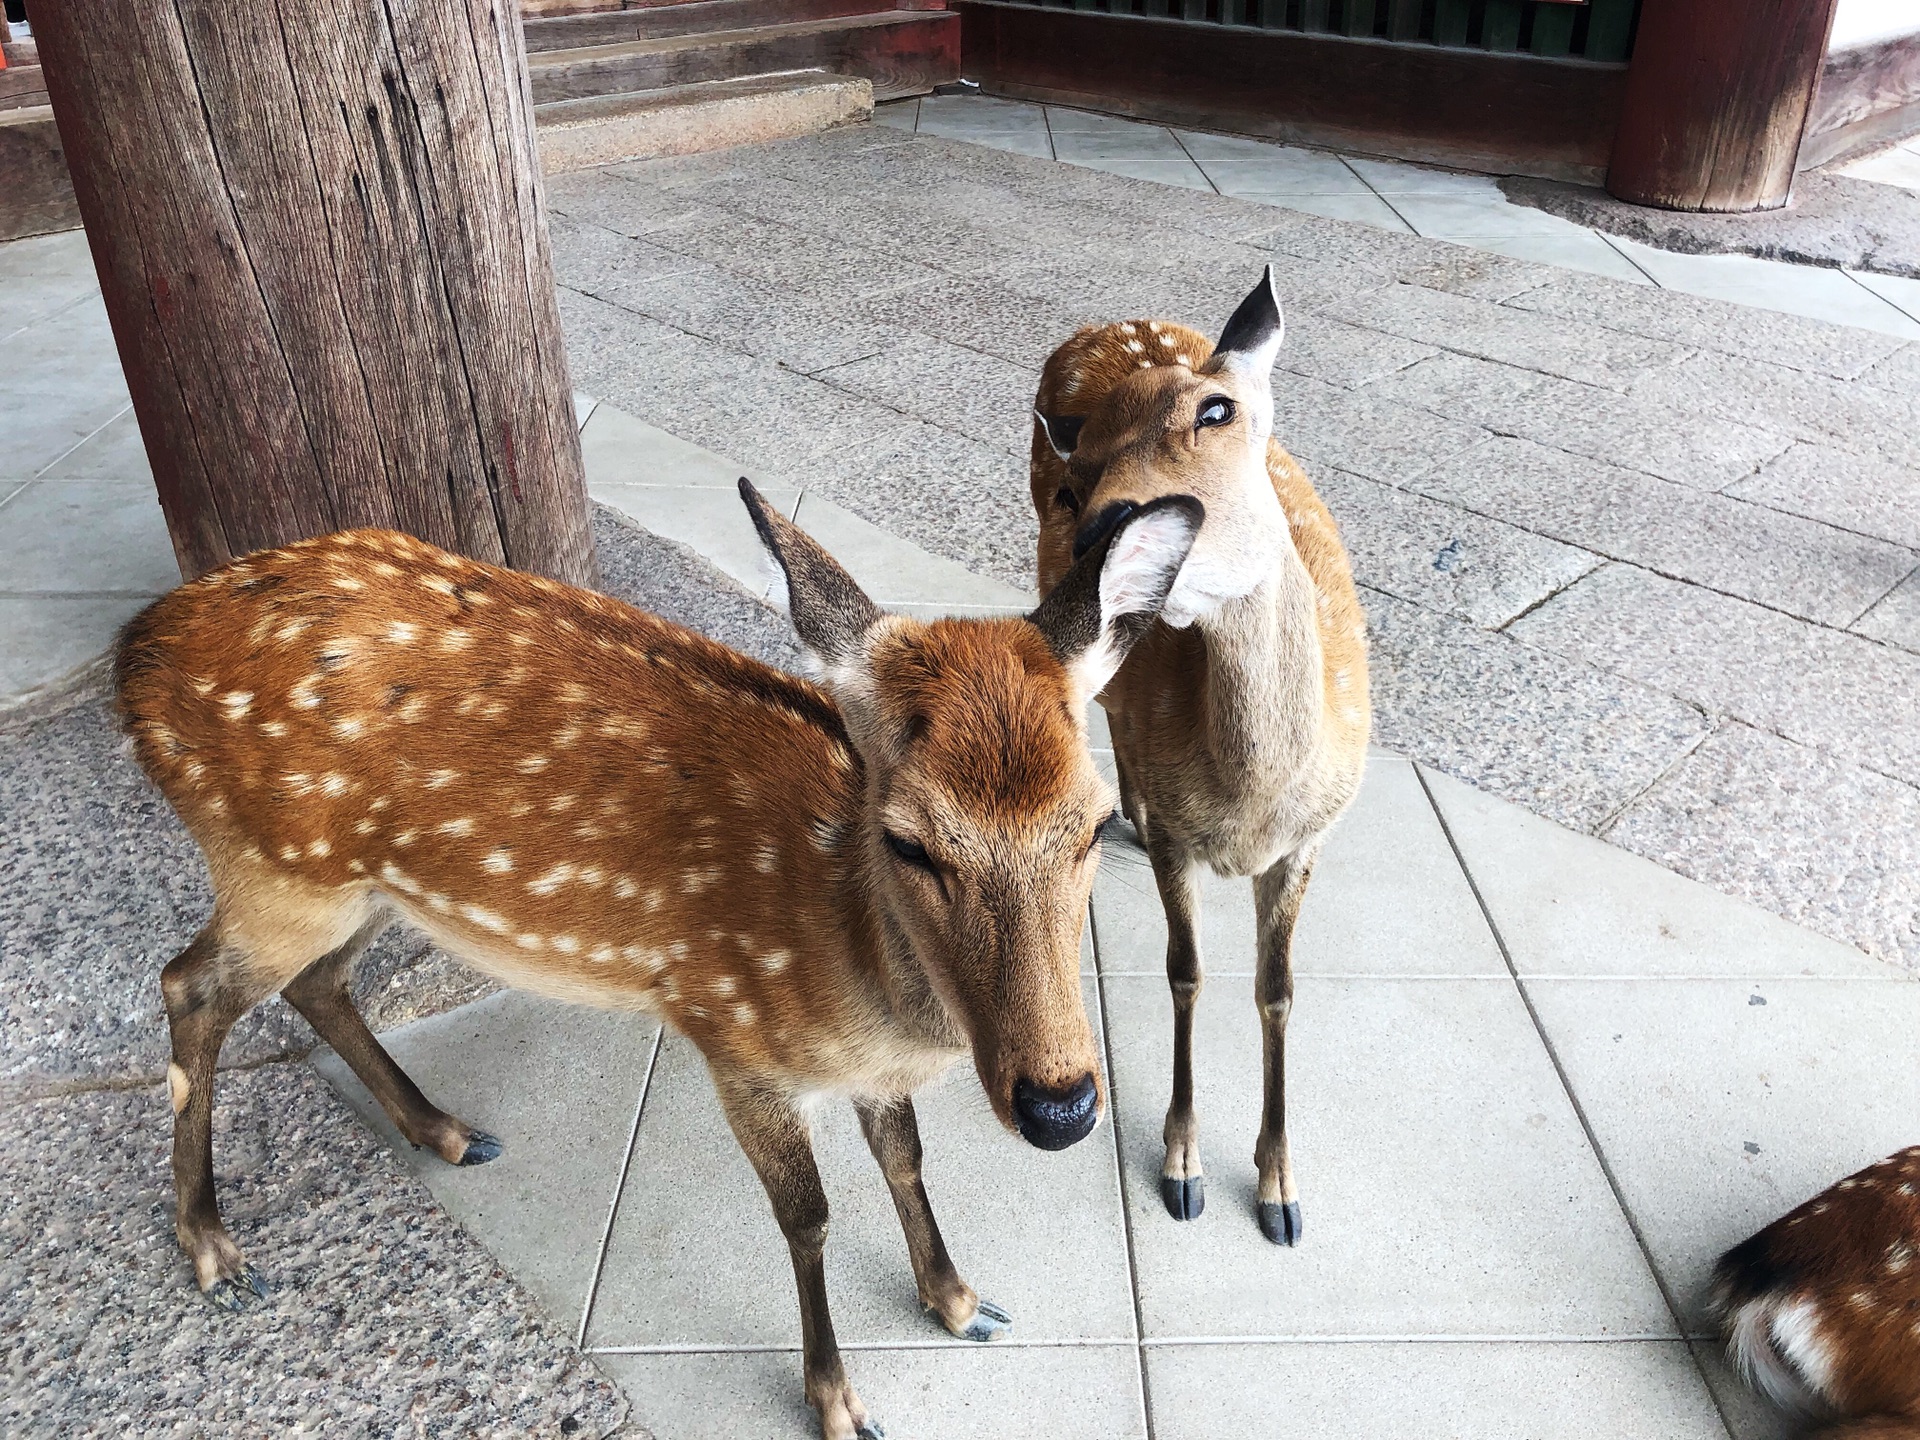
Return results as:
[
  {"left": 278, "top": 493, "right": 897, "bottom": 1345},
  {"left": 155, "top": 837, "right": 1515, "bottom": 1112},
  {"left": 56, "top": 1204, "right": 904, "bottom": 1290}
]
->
[
  {"left": 1606, "top": 0, "right": 1840, "bottom": 212},
  {"left": 34, "top": 0, "right": 597, "bottom": 585}
]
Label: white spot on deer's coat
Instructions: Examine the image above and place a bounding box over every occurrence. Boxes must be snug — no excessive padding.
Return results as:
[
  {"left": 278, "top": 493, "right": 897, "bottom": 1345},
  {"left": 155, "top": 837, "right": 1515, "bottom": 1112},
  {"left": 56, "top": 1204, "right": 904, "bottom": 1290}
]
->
[
  {"left": 322, "top": 773, "right": 350, "bottom": 796},
  {"left": 437, "top": 817, "right": 475, "bottom": 837},
  {"left": 733, "top": 1004, "right": 757, "bottom": 1027},
  {"left": 516, "top": 933, "right": 544, "bottom": 950},
  {"left": 613, "top": 876, "right": 639, "bottom": 899},
  {"left": 439, "top": 629, "right": 474, "bottom": 652},
  {"left": 552, "top": 935, "right": 581, "bottom": 955},
  {"left": 754, "top": 843, "right": 779, "bottom": 874},
  {"left": 461, "top": 904, "right": 511, "bottom": 934},
  {"left": 307, "top": 840, "right": 331, "bottom": 858},
  {"left": 758, "top": 949, "right": 791, "bottom": 974},
  {"left": 260, "top": 720, "right": 288, "bottom": 737},
  {"left": 332, "top": 716, "right": 365, "bottom": 740},
  {"left": 380, "top": 862, "right": 422, "bottom": 895},
  {"left": 393, "top": 829, "right": 418, "bottom": 847},
  {"left": 483, "top": 849, "right": 514, "bottom": 874},
  {"left": 353, "top": 819, "right": 376, "bottom": 836},
  {"left": 529, "top": 863, "right": 575, "bottom": 896},
  {"left": 517, "top": 755, "right": 550, "bottom": 774},
  {"left": 221, "top": 691, "right": 253, "bottom": 716},
  {"left": 386, "top": 621, "right": 418, "bottom": 645},
  {"left": 590, "top": 944, "right": 616, "bottom": 963},
  {"left": 425, "top": 768, "right": 459, "bottom": 789}
]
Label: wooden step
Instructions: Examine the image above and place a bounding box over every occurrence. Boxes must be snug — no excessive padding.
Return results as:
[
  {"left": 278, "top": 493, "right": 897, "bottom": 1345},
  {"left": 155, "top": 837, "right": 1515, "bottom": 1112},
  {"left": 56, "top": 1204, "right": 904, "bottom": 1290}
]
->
[
  {"left": 0, "top": 63, "right": 48, "bottom": 113},
  {"left": 528, "top": 10, "right": 959, "bottom": 106},
  {"left": 537, "top": 69, "right": 871, "bottom": 172},
  {"left": 524, "top": 0, "right": 898, "bottom": 53}
]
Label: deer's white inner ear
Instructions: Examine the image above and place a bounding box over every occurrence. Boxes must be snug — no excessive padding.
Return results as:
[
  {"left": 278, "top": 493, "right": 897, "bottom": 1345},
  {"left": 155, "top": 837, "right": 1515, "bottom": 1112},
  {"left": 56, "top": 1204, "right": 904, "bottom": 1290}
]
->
[{"left": 1064, "top": 507, "right": 1199, "bottom": 697}]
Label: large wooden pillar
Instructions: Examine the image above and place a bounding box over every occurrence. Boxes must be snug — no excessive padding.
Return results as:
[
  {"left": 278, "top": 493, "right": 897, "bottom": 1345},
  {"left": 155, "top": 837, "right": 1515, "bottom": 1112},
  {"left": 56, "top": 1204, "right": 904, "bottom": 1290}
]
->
[
  {"left": 1606, "top": 0, "right": 1840, "bottom": 212},
  {"left": 34, "top": 0, "right": 598, "bottom": 585}
]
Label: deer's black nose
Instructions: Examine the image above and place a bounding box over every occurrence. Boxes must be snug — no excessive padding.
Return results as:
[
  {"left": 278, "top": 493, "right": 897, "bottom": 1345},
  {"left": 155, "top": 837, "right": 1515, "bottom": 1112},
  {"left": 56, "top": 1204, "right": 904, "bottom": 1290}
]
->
[{"left": 1013, "top": 1073, "right": 1100, "bottom": 1150}]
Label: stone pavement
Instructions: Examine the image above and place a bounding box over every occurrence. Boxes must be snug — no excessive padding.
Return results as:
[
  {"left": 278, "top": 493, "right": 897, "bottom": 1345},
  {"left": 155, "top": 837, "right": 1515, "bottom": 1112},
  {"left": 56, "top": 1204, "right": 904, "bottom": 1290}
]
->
[{"left": 541, "top": 119, "right": 1920, "bottom": 974}]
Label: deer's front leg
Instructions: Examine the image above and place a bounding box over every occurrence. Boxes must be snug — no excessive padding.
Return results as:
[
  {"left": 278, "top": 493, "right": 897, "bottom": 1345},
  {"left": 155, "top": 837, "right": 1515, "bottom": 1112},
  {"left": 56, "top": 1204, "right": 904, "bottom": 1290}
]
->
[
  {"left": 717, "top": 1078, "right": 881, "bottom": 1440},
  {"left": 1144, "top": 831, "right": 1206, "bottom": 1222},
  {"left": 857, "top": 1096, "right": 1011, "bottom": 1342},
  {"left": 1252, "top": 846, "right": 1317, "bottom": 1247}
]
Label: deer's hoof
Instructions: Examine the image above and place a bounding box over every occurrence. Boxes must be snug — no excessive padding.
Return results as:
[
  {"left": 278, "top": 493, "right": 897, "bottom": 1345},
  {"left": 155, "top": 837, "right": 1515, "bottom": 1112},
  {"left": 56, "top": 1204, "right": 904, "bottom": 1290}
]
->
[
  {"left": 458, "top": 1130, "right": 504, "bottom": 1166},
  {"left": 1161, "top": 1174, "right": 1205, "bottom": 1221},
  {"left": 959, "top": 1298, "right": 1013, "bottom": 1342},
  {"left": 856, "top": 1426, "right": 886, "bottom": 1440},
  {"left": 204, "top": 1265, "right": 269, "bottom": 1311},
  {"left": 1258, "top": 1200, "right": 1302, "bottom": 1247}
]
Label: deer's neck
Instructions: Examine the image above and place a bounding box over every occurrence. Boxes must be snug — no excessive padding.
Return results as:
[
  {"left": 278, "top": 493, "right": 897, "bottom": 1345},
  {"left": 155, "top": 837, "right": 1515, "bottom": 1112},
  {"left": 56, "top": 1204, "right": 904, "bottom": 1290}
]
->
[{"left": 1194, "top": 539, "right": 1327, "bottom": 775}]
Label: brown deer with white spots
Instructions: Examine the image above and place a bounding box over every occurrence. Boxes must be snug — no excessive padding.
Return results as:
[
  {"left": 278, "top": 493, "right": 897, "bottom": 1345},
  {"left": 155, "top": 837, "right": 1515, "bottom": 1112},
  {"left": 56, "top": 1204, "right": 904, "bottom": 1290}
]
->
[
  {"left": 1029, "top": 268, "right": 1370, "bottom": 1246},
  {"left": 115, "top": 480, "right": 1204, "bottom": 1440},
  {"left": 1710, "top": 1146, "right": 1920, "bottom": 1440}
]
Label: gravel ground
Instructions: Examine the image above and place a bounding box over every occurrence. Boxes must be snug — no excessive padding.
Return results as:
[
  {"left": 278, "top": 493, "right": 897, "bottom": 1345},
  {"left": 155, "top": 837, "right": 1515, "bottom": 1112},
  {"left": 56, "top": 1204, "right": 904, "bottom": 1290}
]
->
[{"left": 0, "top": 512, "right": 797, "bottom": 1436}]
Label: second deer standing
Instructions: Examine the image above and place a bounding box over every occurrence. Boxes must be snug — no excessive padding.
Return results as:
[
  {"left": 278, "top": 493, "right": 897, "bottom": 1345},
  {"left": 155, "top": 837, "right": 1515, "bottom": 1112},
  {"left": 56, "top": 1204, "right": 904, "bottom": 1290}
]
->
[{"left": 1030, "top": 267, "right": 1371, "bottom": 1244}]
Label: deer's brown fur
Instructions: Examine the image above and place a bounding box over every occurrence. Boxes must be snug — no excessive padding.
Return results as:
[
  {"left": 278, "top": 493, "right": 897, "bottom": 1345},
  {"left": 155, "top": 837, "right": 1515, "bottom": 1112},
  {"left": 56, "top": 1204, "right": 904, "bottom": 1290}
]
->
[
  {"left": 116, "top": 487, "right": 1202, "bottom": 1440},
  {"left": 1712, "top": 1146, "right": 1920, "bottom": 1438},
  {"left": 1030, "top": 271, "right": 1370, "bottom": 1244}
]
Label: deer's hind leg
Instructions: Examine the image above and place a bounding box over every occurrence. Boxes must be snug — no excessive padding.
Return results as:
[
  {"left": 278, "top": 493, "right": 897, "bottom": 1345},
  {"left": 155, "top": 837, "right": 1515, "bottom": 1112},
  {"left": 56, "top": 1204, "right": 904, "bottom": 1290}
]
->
[
  {"left": 1142, "top": 826, "right": 1206, "bottom": 1223},
  {"left": 281, "top": 914, "right": 501, "bottom": 1168}
]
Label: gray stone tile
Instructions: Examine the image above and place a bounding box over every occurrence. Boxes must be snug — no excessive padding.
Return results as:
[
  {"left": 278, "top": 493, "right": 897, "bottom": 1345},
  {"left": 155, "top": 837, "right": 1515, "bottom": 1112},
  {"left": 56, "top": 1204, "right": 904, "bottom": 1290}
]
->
[
  {"left": 1692, "top": 1337, "right": 1797, "bottom": 1440},
  {"left": 580, "top": 401, "right": 777, "bottom": 491},
  {"left": 1318, "top": 468, "right": 1601, "bottom": 628},
  {"left": 871, "top": 97, "right": 919, "bottom": 131},
  {"left": 1345, "top": 156, "right": 1505, "bottom": 197},
  {"left": 1630, "top": 348, "right": 1920, "bottom": 469},
  {"left": 805, "top": 418, "right": 1040, "bottom": 592},
  {"left": 1508, "top": 266, "right": 1910, "bottom": 381},
  {"left": 1147, "top": 1341, "right": 1727, "bottom": 1440},
  {"left": 587, "top": 983, "right": 1133, "bottom": 1346},
  {"left": 1857, "top": 340, "right": 1920, "bottom": 395},
  {"left": 1411, "top": 436, "right": 1916, "bottom": 626},
  {"left": 0, "top": 594, "right": 151, "bottom": 708},
  {"left": 1422, "top": 766, "right": 1893, "bottom": 979},
  {"left": 1852, "top": 566, "right": 1920, "bottom": 650},
  {"left": 1271, "top": 374, "right": 1490, "bottom": 485},
  {"left": 1252, "top": 190, "right": 1415, "bottom": 232},
  {"left": 1185, "top": 143, "right": 1371, "bottom": 195},
  {"left": 1063, "top": 155, "right": 1216, "bottom": 192},
  {"left": 851, "top": 274, "right": 1107, "bottom": 370},
  {"left": 1043, "top": 106, "right": 1167, "bottom": 137},
  {"left": 558, "top": 287, "right": 903, "bottom": 481},
  {"left": 596, "top": 1344, "right": 1147, "bottom": 1440},
  {"left": 313, "top": 990, "right": 659, "bottom": 1328},
  {"left": 1727, "top": 440, "right": 1920, "bottom": 550},
  {"left": 1092, "top": 755, "right": 1510, "bottom": 979},
  {"left": 1525, "top": 976, "right": 1920, "bottom": 1327},
  {"left": 1051, "top": 128, "right": 1191, "bottom": 163},
  {"left": 933, "top": 127, "right": 1058, "bottom": 161},
  {"left": 1603, "top": 722, "right": 1920, "bottom": 974},
  {"left": 916, "top": 95, "right": 1046, "bottom": 132},
  {"left": 1364, "top": 586, "right": 1711, "bottom": 833},
  {"left": 1614, "top": 238, "right": 1920, "bottom": 341},
  {"left": 1262, "top": 223, "right": 1564, "bottom": 304},
  {"left": 787, "top": 491, "right": 1032, "bottom": 609},
  {"left": 1391, "top": 192, "right": 1599, "bottom": 241},
  {"left": 1466, "top": 230, "right": 1654, "bottom": 285},
  {"left": 32, "top": 404, "right": 149, "bottom": 482},
  {"left": 1103, "top": 973, "right": 1673, "bottom": 1339},
  {"left": 0, "top": 481, "right": 179, "bottom": 595},
  {"left": 1334, "top": 281, "right": 1690, "bottom": 391},
  {"left": 814, "top": 332, "right": 1039, "bottom": 457},
  {"left": 591, "top": 483, "right": 796, "bottom": 598},
  {"left": 1510, "top": 564, "right": 1920, "bottom": 787},
  {"left": 640, "top": 205, "right": 947, "bottom": 306},
  {"left": 1274, "top": 310, "right": 1438, "bottom": 389},
  {"left": 1366, "top": 355, "right": 1794, "bottom": 491}
]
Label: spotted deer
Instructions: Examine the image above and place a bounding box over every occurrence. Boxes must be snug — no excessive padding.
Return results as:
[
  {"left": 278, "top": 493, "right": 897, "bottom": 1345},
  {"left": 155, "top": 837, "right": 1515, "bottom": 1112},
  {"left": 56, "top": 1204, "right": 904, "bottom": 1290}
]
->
[
  {"left": 1029, "top": 267, "right": 1369, "bottom": 1245},
  {"left": 1710, "top": 1146, "right": 1920, "bottom": 1440},
  {"left": 115, "top": 480, "right": 1204, "bottom": 1440}
]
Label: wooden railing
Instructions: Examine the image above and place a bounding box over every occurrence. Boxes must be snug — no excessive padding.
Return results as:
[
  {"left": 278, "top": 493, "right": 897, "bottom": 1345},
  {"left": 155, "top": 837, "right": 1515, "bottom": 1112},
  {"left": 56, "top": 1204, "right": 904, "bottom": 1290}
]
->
[{"left": 1004, "top": 0, "right": 1638, "bottom": 62}]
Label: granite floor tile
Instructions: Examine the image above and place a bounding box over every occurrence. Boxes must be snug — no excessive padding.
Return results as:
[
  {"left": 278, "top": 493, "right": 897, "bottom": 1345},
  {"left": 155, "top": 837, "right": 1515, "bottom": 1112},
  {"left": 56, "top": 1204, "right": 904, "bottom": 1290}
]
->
[
  {"left": 1102, "top": 973, "right": 1672, "bottom": 1339},
  {"left": 1602, "top": 721, "right": 1920, "bottom": 973},
  {"left": 1844, "top": 267, "right": 1920, "bottom": 325},
  {"left": 579, "top": 402, "right": 780, "bottom": 491},
  {"left": 787, "top": 490, "right": 1032, "bottom": 608},
  {"left": 1063, "top": 156, "right": 1215, "bottom": 191},
  {"left": 313, "top": 990, "right": 659, "bottom": 1327},
  {"left": 1317, "top": 467, "right": 1601, "bottom": 628},
  {"left": 1091, "top": 755, "right": 1509, "bottom": 980},
  {"left": 1336, "top": 280, "right": 1690, "bottom": 390},
  {"left": 1050, "top": 128, "right": 1192, "bottom": 164},
  {"left": 871, "top": 97, "right": 918, "bottom": 130},
  {"left": 1851, "top": 567, "right": 1920, "bottom": 650},
  {"left": 1252, "top": 190, "right": 1415, "bottom": 231},
  {"left": 1343, "top": 156, "right": 1505, "bottom": 196},
  {"left": 1364, "top": 587, "right": 1711, "bottom": 833},
  {"left": 0, "top": 481, "right": 179, "bottom": 595},
  {"left": 587, "top": 984, "right": 1132, "bottom": 1347},
  {"left": 928, "top": 128, "right": 1057, "bottom": 161},
  {"left": 1271, "top": 374, "right": 1490, "bottom": 484},
  {"left": 596, "top": 1344, "right": 1147, "bottom": 1440},
  {"left": 1525, "top": 976, "right": 1920, "bottom": 1327},
  {"left": 1422, "top": 766, "right": 1891, "bottom": 979},
  {"left": 1146, "top": 1341, "right": 1727, "bottom": 1440},
  {"left": 0, "top": 594, "right": 153, "bottom": 707},
  {"left": 1506, "top": 267, "right": 1909, "bottom": 380},
  {"left": 1355, "top": 350, "right": 1551, "bottom": 418},
  {"left": 1273, "top": 311, "right": 1438, "bottom": 388},
  {"left": 1391, "top": 192, "right": 1599, "bottom": 241},
  {"left": 813, "top": 332, "right": 1039, "bottom": 457},
  {"left": 1193, "top": 152, "right": 1373, "bottom": 196},
  {"left": 1510, "top": 563, "right": 1920, "bottom": 786},
  {"left": 1411, "top": 435, "right": 1916, "bottom": 625},
  {"left": 1726, "top": 440, "right": 1920, "bottom": 550},
  {"left": 1611, "top": 238, "right": 1920, "bottom": 340},
  {"left": 917, "top": 94, "right": 1048, "bottom": 131},
  {"left": 851, "top": 274, "right": 1107, "bottom": 370},
  {"left": 1857, "top": 339, "right": 1920, "bottom": 394},
  {"left": 590, "top": 484, "right": 796, "bottom": 597},
  {"left": 639, "top": 207, "right": 947, "bottom": 305},
  {"left": 1465, "top": 231, "right": 1653, "bottom": 283}
]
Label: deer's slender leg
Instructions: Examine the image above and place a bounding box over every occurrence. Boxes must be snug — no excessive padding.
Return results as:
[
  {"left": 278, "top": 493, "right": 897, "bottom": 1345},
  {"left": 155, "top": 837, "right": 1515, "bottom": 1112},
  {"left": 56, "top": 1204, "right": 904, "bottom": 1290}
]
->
[
  {"left": 857, "top": 1096, "right": 1010, "bottom": 1343},
  {"left": 281, "top": 916, "right": 500, "bottom": 1167},
  {"left": 1144, "top": 828, "right": 1206, "bottom": 1222},
  {"left": 161, "top": 925, "right": 280, "bottom": 1309},
  {"left": 1252, "top": 845, "right": 1317, "bottom": 1247},
  {"left": 718, "top": 1078, "right": 880, "bottom": 1440}
]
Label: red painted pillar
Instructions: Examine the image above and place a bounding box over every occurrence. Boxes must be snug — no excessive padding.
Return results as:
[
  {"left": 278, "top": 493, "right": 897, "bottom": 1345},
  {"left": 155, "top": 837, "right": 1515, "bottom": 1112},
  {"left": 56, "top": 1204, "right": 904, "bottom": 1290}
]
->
[{"left": 1606, "top": 0, "right": 1840, "bottom": 212}]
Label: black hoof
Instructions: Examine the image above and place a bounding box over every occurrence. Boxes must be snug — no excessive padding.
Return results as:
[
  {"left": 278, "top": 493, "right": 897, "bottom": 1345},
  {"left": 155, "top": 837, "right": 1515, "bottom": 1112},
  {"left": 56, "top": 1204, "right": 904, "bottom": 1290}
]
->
[
  {"left": 1161, "top": 1174, "right": 1205, "bottom": 1221},
  {"left": 959, "top": 1298, "right": 1013, "bottom": 1342},
  {"left": 458, "top": 1130, "right": 504, "bottom": 1166},
  {"left": 1258, "top": 1200, "right": 1302, "bottom": 1247},
  {"left": 204, "top": 1265, "right": 268, "bottom": 1311},
  {"left": 856, "top": 1424, "right": 886, "bottom": 1440}
]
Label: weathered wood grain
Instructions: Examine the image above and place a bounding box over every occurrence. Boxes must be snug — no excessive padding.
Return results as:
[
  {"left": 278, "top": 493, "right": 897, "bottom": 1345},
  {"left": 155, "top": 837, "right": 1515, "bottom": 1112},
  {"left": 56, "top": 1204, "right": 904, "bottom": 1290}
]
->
[{"left": 33, "top": 0, "right": 595, "bottom": 586}]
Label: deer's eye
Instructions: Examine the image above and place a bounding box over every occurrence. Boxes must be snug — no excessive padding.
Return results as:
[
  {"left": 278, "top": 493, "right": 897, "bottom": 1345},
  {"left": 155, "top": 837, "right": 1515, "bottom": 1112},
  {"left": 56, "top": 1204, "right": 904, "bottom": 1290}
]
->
[
  {"left": 1197, "top": 396, "right": 1236, "bottom": 429},
  {"left": 885, "top": 832, "right": 934, "bottom": 870}
]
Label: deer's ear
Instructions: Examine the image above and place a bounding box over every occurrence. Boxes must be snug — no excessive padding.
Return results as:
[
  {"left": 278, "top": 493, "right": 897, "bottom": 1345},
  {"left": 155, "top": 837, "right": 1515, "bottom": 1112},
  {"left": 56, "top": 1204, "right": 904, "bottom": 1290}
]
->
[
  {"left": 1029, "top": 495, "right": 1204, "bottom": 700},
  {"left": 1205, "top": 264, "right": 1285, "bottom": 381},
  {"left": 739, "top": 478, "right": 881, "bottom": 675},
  {"left": 1035, "top": 409, "right": 1085, "bottom": 461}
]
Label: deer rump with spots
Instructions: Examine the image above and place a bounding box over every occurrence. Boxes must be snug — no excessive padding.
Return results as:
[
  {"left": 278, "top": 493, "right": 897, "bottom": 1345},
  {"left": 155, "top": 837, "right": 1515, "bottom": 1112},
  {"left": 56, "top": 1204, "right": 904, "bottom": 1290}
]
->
[
  {"left": 115, "top": 482, "right": 1202, "bottom": 1440},
  {"left": 1030, "top": 268, "right": 1371, "bottom": 1246},
  {"left": 1711, "top": 1146, "right": 1920, "bottom": 1440}
]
